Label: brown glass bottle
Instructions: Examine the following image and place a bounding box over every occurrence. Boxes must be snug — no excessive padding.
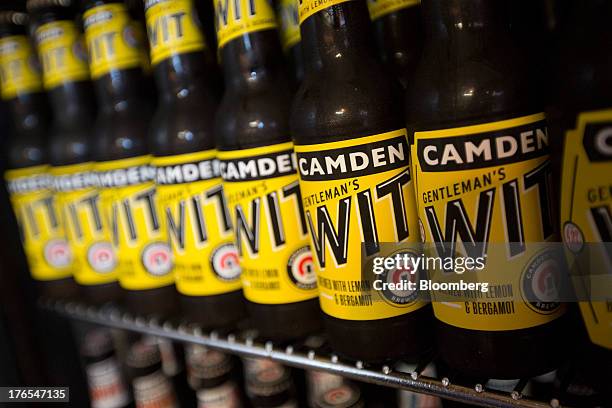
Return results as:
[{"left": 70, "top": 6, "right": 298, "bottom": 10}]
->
[
  {"left": 368, "top": 0, "right": 423, "bottom": 90},
  {"left": 81, "top": 0, "right": 175, "bottom": 317},
  {"left": 550, "top": 0, "right": 612, "bottom": 397},
  {"left": 214, "top": 0, "right": 321, "bottom": 342},
  {"left": 407, "top": 0, "right": 570, "bottom": 379},
  {"left": 146, "top": 0, "right": 244, "bottom": 330},
  {"left": 81, "top": 328, "right": 133, "bottom": 408},
  {"left": 290, "top": 0, "right": 433, "bottom": 362},
  {"left": 277, "top": 0, "right": 303, "bottom": 86},
  {"left": 1, "top": 8, "right": 79, "bottom": 299},
  {"left": 28, "top": 0, "right": 125, "bottom": 305},
  {"left": 125, "top": 340, "right": 179, "bottom": 407}
]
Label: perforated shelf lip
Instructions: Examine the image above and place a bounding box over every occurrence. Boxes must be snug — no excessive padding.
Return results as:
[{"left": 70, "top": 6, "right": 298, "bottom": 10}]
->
[{"left": 40, "top": 297, "right": 562, "bottom": 408}]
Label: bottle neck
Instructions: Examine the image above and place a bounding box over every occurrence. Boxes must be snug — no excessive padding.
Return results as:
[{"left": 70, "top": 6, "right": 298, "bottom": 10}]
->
[
  {"left": 422, "top": 0, "right": 509, "bottom": 46},
  {"left": 7, "top": 92, "right": 49, "bottom": 134},
  {"left": 220, "top": 30, "right": 287, "bottom": 91},
  {"left": 153, "top": 53, "right": 211, "bottom": 103},
  {"left": 299, "top": 1, "right": 378, "bottom": 74},
  {"left": 47, "top": 81, "right": 96, "bottom": 125},
  {"left": 93, "top": 68, "right": 148, "bottom": 113}
]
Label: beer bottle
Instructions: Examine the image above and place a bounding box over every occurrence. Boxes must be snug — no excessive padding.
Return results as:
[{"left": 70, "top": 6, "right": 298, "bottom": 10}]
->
[
  {"left": 185, "top": 344, "right": 244, "bottom": 407},
  {"left": 28, "top": 0, "right": 125, "bottom": 305},
  {"left": 1, "top": 6, "right": 79, "bottom": 299},
  {"left": 126, "top": 340, "right": 179, "bottom": 408},
  {"left": 81, "top": 328, "right": 133, "bottom": 408},
  {"left": 367, "top": 0, "right": 423, "bottom": 90},
  {"left": 243, "top": 357, "right": 298, "bottom": 408},
  {"left": 214, "top": 0, "right": 321, "bottom": 341},
  {"left": 407, "top": 0, "right": 569, "bottom": 379},
  {"left": 553, "top": 0, "right": 612, "bottom": 395},
  {"left": 291, "top": 0, "right": 432, "bottom": 362},
  {"left": 277, "top": 0, "right": 303, "bottom": 85},
  {"left": 81, "top": 0, "right": 175, "bottom": 316},
  {"left": 145, "top": 0, "right": 244, "bottom": 329}
]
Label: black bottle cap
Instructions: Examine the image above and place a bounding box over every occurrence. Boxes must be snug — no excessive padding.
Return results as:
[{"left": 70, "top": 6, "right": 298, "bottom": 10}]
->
[
  {"left": 126, "top": 341, "right": 161, "bottom": 369},
  {"left": 81, "top": 328, "right": 114, "bottom": 359}
]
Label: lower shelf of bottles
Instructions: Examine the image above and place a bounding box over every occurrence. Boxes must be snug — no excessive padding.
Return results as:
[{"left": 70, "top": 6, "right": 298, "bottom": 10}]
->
[{"left": 40, "top": 297, "right": 563, "bottom": 408}]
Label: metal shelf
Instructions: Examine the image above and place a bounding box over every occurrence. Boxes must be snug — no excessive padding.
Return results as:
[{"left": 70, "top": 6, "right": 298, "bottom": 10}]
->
[{"left": 40, "top": 298, "right": 563, "bottom": 408}]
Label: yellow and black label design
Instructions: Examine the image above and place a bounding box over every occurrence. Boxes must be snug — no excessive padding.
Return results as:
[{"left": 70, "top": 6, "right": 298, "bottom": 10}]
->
[
  {"left": 295, "top": 129, "right": 426, "bottom": 320},
  {"left": 219, "top": 143, "right": 318, "bottom": 305},
  {"left": 144, "top": 0, "right": 206, "bottom": 66},
  {"left": 277, "top": 0, "right": 300, "bottom": 51},
  {"left": 5, "top": 165, "right": 73, "bottom": 281},
  {"left": 0, "top": 35, "right": 43, "bottom": 100},
  {"left": 83, "top": 3, "right": 144, "bottom": 78},
  {"left": 213, "top": 0, "right": 277, "bottom": 50},
  {"left": 298, "top": 0, "right": 354, "bottom": 24},
  {"left": 154, "top": 151, "right": 242, "bottom": 297},
  {"left": 367, "top": 0, "right": 419, "bottom": 21},
  {"left": 51, "top": 163, "right": 119, "bottom": 286},
  {"left": 414, "top": 113, "right": 566, "bottom": 331},
  {"left": 35, "top": 20, "right": 90, "bottom": 90},
  {"left": 560, "top": 108, "right": 612, "bottom": 350},
  {"left": 96, "top": 156, "right": 174, "bottom": 291}
]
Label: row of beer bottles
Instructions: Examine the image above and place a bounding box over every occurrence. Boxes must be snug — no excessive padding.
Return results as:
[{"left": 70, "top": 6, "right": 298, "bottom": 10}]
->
[
  {"left": 78, "top": 327, "right": 412, "bottom": 408},
  {"left": 0, "top": 0, "right": 610, "bottom": 388}
]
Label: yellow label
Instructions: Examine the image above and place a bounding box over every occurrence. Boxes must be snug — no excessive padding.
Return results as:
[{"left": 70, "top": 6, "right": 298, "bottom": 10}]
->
[
  {"left": 83, "top": 3, "right": 144, "bottom": 78},
  {"left": 154, "top": 151, "right": 242, "bottom": 297},
  {"left": 298, "top": 0, "right": 354, "bottom": 25},
  {"left": 51, "top": 163, "right": 119, "bottom": 286},
  {"left": 145, "top": 0, "right": 206, "bottom": 66},
  {"left": 367, "top": 0, "right": 419, "bottom": 21},
  {"left": 213, "top": 0, "right": 278, "bottom": 50},
  {"left": 5, "top": 165, "right": 73, "bottom": 281},
  {"left": 413, "top": 113, "right": 566, "bottom": 331},
  {"left": 277, "top": 0, "right": 300, "bottom": 51},
  {"left": 35, "top": 20, "right": 90, "bottom": 89},
  {"left": 295, "top": 129, "right": 426, "bottom": 320},
  {"left": 96, "top": 156, "right": 174, "bottom": 291},
  {"left": 560, "top": 108, "right": 612, "bottom": 350},
  {"left": 219, "top": 143, "right": 318, "bottom": 305},
  {"left": 0, "top": 35, "right": 43, "bottom": 100}
]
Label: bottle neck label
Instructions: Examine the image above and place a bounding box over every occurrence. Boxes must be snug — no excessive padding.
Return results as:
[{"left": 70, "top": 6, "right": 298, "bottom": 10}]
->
[
  {"left": 35, "top": 20, "right": 90, "bottom": 90},
  {"left": 86, "top": 357, "right": 131, "bottom": 408},
  {"left": 295, "top": 129, "right": 426, "bottom": 320},
  {"left": 218, "top": 142, "right": 318, "bottom": 305},
  {"left": 95, "top": 156, "right": 174, "bottom": 291},
  {"left": 560, "top": 108, "right": 612, "bottom": 349},
  {"left": 154, "top": 150, "right": 241, "bottom": 297},
  {"left": 213, "top": 0, "right": 278, "bottom": 50},
  {"left": 83, "top": 3, "right": 144, "bottom": 78},
  {"left": 51, "top": 163, "right": 119, "bottom": 286},
  {"left": 413, "top": 113, "right": 566, "bottom": 331},
  {"left": 132, "top": 370, "right": 178, "bottom": 408},
  {"left": 298, "top": 0, "right": 355, "bottom": 25},
  {"left": 367, "top": 0, "right": 420, "bottom": 21},
  {"left": 5, "top": 165, "right": 74, "bottom": 281},
  {"left": 277, "top": 0, "right": 300, "bottom": 51},
  {"left": 0, "top": 35, "right": 43, "bottom": 100},
  {"left": 144, "top": 0, "right": 207, "bottom": 66}
]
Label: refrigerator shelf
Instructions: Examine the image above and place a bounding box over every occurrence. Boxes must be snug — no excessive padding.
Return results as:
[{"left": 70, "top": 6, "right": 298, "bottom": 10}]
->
[{"left": 40, "top": 297, "right": 564, "bottom": 408}]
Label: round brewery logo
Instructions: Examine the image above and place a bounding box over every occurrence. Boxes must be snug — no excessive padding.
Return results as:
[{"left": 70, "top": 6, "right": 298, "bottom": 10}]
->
[
  {"left": 44, "top": 239, "right": 72, "bottom": 268},
  {"left": 378, "top": 250, "right": 420, "bottom": 306},
  {"left": 210, "top": 243, "right": 241, "bottom": 281},
  {"left": 323, "top": 386, "right": 358, "bottom": 406},
  {"left": 142, "top": 242, "right": 173, "bottom": 276},
  {"left": 287, "top": 246, "right": 316, "bottom": 291},
  {"left": 563, "top": 221, "right": 585, "bottom": 254},
  {"left": 521, "top": 249, "right": 563, "bottom": 314},
  {"left": 87, "top": 241, "right": 117, "bottom": 273}
]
